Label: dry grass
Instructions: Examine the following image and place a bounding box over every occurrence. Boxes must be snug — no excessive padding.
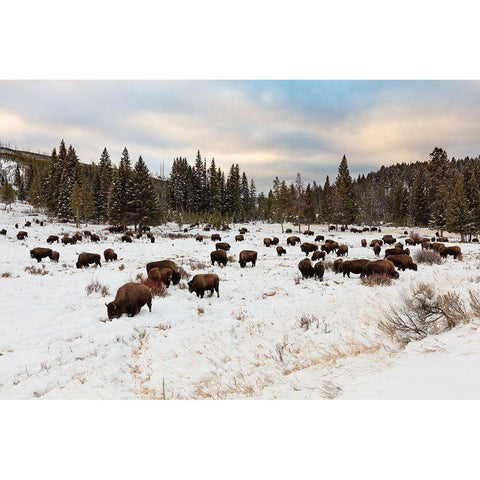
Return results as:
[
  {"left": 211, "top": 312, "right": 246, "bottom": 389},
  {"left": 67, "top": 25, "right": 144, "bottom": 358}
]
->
[
  {"left": 1, "top": 272, "right": 12, "bottom": 278},
  {"left": 414, "top": 249, "right": 443, "bottom": 265},
  {"left": 118, "top": 263, "right": 125, "bottom": 271},
  {"left": 228, "top": 255, "right": 236, "bottom": 263},
  {"left": 142, "top": 279, "right": 168, "bottom": 297},
  {"left": 197, "top": 306, "right": 205, "bottom": 315},
  {"left": 188, "top": 260, "right": 208, "bottom": 270},
  {"left": 294, "top": 275, "right": 302, "bottom": 285},
  {"left": 361, "top": 273, "right": 392, "bottom": 286},
  {"left": 25, "top": 265, "right": 48, "bottom": 275},
  {"left": 177, "top": 266, "right": 189, "bottom": 280},
  {"left": 299, "top": 314, "right": 319, "bottom": 330},
  {"left": 85, "top": 279, "right": 110, "bottom": 297}
]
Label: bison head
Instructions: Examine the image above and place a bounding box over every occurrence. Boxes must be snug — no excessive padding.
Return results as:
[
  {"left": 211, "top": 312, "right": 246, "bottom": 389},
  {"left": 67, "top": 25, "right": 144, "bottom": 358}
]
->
[
  {"left": 187, "top": 280, "right": 195, "bottom": 293},
  {"left": 30, "top": 250, "right": 35, "bottom": 258},
  {"left": 106, "top": 302, "right": 121, "bottom": 319}
]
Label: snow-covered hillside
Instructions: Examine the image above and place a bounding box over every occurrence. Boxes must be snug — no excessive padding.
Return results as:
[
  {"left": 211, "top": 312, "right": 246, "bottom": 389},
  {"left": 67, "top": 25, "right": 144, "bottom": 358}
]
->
[{"left": 0, "top": 202, "right": 479, "bottom": 399}]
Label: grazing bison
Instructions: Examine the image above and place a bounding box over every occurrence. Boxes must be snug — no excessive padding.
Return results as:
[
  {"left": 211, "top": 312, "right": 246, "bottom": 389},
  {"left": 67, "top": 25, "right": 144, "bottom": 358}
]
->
[
  {"left": 47, "top": 235, "right": 59, "bottom": 244},
  {"left": 311, "top": 250, "right": 325, "bottom": 261},
  {"left": 300, "top": 242, "right": 318, "bottom": 256},
  {"left": 25, "top": 221, "right": 31, "bottom": 227},
  {"left": 263, "top": 238, "right": 272, "bottom": 247},
  {"left": 329, "top": 226, "right": 336, "bottom": 231},
  {"left": 363, "top": 227, "right": 370, "bottom": 232},
  {"left": 188, "top": 274, "right": 220, "bottom": 298},
  {"left": 314, "top": 261, "right": 325, "bottom": 281},
  {"left": 211, "top": 233, "right": 221, "bottom": 241},
  {"left": 149, "top": 236, "right": 155, "bottom": 243},
  {"left": 298, "top": 258, "right": 314, "bottom": 279},
  {"left": 108, "top": 225, "right": 124, "bottom": 233},
  {"left": 440, "top": 246, "right": 462, "bottom": 260},
  {"left": 17, "top": 231, "right": 28, "bottom": 240},
  {"left": 405, "top": 238, "right": 416, "bottom": 246},
  {"left": 421, "top": 240, "right": 431, "bottom": 250},
  {"left": 76, "top": 252, "right": 102, "bottom": 268},
  {"left": 321, "top": 242, "right": 338, "bottom": 254},
  {"left": 385, "top": 254, "right": 418, "bottom": 271},
  {"left": 336, "top": 244, "right": 349, "bottom": 257},
  {"left": 286, "top": 236, "right": 301, "bottom": 246},
  {"left": 235, "top": 234, "right": 244, "bottom": 242},
  {"left": 333, "top": 258, "right": 344, "bottom": 274},
  {"left": 239, "top": 250, "right": 257, "bottom": 268},
  {"left": 276, "top": 246, "right": 286, "bottom": 256},
  {"left": 204, "top": 226, "right": 211, "bottom": 232},
  {"left": 341, "top": 259, "right": 370, "bottom": 278},
  {"left": 104, "top": 248, "right": 118, "bottom": 262},
  {"left": 0, "top": 229, "right": 6, "bottom": 235},
  {"left": 431, "top": 242, "right": 445, "bottom": 253},
  {"left": 384, "top": 247, "right": 410, "bottom": 257},
  {"left": 271, "top": 236, "right": 279, "bottom": 245},
  {"left": 315, "top": 235, "right": 324, "bottom": 242},
  {"left": 106, "top": 283, "right": 152, "bottom": 320},
  {"left": 216, "top": 242, "right": 231, "bottom": 251},
  {"left": 361, "top": 239, "right": 367, "bottom": 248},
  {"left": 437, "top": 237, "right": 448, "bottom": 242},
  {"left": 371, "top": 227, "right": 378, "bottom": 232},
  {"left": 239, "top": 228, "right": 248, "bottom": 234},
  {"left": 147, "top": 267, "right": 173, "bottom": 287},
  {"left": 73, "top": 232, "right": 83, "bottom": 242},
  {"left": 62, "top": 236, "right": 76, "bottom": 245},
  {"left": 285, "top": 228, "right": 293, "bottom": 234},
  {"left": 146, "top": 260, "right": 182, "bottom": 285},
  {"left": 84, "top": 230, "right": 92, "bottom": 237},
  {"left": 365, "top": 259, "right": 399, "bottom": 279},
  {"left": 51, "top": 251, "right": 60, "bottom": 262},
  {"left": 121, "top": 235, "right": 132, "bottom": 243},
  {"left": 382, "top": 235, "right": 396, "bottom": 245},
  {"left": 369, "top": 239, "right": 383, "bottom": 247},
  {"left": 303, "top": 230, "right": 314, "bottom": 236},
  {"left": 211, "top": 249, "right": 228, "bottom": 266},
  {"left": 373, "top": 244, "right": 381, "bottom": 257},
  {"left": 30, "top": 247, "right": 53, "bottom": 262},
  {"left": 195, "top": 235, "right": 204, "bottom": 242},
  {"left": 90, "top": 233, "right": 100, "bottom": 242}
]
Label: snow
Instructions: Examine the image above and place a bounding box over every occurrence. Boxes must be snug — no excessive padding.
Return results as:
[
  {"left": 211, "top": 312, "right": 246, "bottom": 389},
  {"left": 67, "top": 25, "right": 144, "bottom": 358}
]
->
[{"left": 1, "top": 202, "right": 480, "bottom": 399}]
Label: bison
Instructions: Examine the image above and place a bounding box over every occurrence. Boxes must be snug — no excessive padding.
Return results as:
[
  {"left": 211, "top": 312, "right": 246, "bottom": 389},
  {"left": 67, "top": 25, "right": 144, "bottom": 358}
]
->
[
  {"left": 51, "top": 251, "right": 60, "bottom": 262},
  {"left": 276, "top": 246, "right": 286, "bottom": 256},
  {"left": 211, "top": 233, "right": 221, "bottom": 241},
  {"left": 235, "top": 234, "right": 244, "bottom": 242},
  {"left": 84, "top": 230, "right": 92, "bottom": 237},
  {"left": 382, "top": 235, "right": 396, "bottom": 245},
  {"left": 286, "top": 236, "right": 301, "bottom": 246},
  {"left": 369, "top": 239, "right": 383, "bottom": 247},
  {"left": 211, "top": 249, "right": 228, "bottom": 266},
  {"left": 47, "top": 235, "right": 59, "bottom": 244},
  {"left": 104, "top": 248, "right": 118, "bottom": 262},
  {"left": 333, "top": 258, "right": 344, "bottom": 274},
  {"left": 195, "top": 235, "right": 204, "bottom": 242},
  {"left": 298, "top": 258, "right": 314, "bottom": 279},
  {"left": 76, "top": 252, "right": 102, "bottom": 268},
  {"left": 385, "top": 254, "right": 418, "bottom": 271},
  {"left": 17, "top": 231, "right": 28, "bottom": 240},
  {"left": 188, "top": 274, "right": 219, "bottom": 298},
  {"left": 303, "top": 230, "right": 314, "bottom": 236},
  {"left": 437, "top": 237, "right": 448, "bottom": 242},
  {"left": 25, "top": 221, "right": 31, "bottom": 227},
  {"left": 121, "top": 235, "right": 132, "bottom": 243},
  {"left": 300, "top": 242, "right": 318, "bottom": 256},
  {"left": 90, "top": 234, "right": 100, "bottom": 242},
  {"left": 373, "top": 244, "right": 381, "bottom": 257},
  {"left": 315, "top": 235, "right": 324, "bottom": 242},
  {"left": 314, "top": 261, "right": 325, "bottom": 281},
  {"left": 361, "top": 239, "right": 367, "bottom": 248},
  {"left": 365, "top": 259, "right": 399, "bottom": 279},
  {"left": 216, "top": 242, "right": 231, "bottom": 251},
  {"left": 239, "top": 228, "right": 248, "bottom": 234},
  {"left": 147, "top": 267, "right": 172, "bottom": 287},
  {"left": 30, "top": 247, "right": 53, "bottom": 262},
  {"left": 341, "top": 259, "right": 370, "bottom": 278},
  {"left": 384, "top": 247, "right": 410, "bottom": 257},
  {"left": 106, "top": 283, "right": 152, "bottom": 320},
  {"left": 285, "top": 228, "right": 293, "bottom": 233},
  {"left": 62, "top": 236, "right": 76, "bottom": 245},
  {"left": 329, "top": 225, "right": 336, "bottom": 231},
  {"left": 271, "top": 236, "right": 279, "bottom": 245},
  {"left": 405, "top": 238, "right": 416, "bottom": 246},
  {"left": 336, "top": 244, "right": 349, "bottom": 257},
  {"left": 0, "top": 229, "right": 6, "bottom": 235},
  {"left": 263, "top": 238, "right": 272, "bottom": 247},
  {"left": 311, "top": 250, "right": 325, "bottom": 261},
  {"left": 73, "top": 232, "right": 83, "bottom": 242},
  {"left": 146, "top": 260, "right": 182, "bottom": 285},
  {"left": 239, "top": 250, "right": 257, "bottom": 268},
  {"left": 440, "top": 246, "right": 462, "bottom": 260}
]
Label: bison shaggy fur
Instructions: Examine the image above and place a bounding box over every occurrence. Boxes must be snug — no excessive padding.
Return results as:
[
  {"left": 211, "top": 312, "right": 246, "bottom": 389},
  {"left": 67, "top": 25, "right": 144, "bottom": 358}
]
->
[
  {"left": 76, "top": 252, "right": 102, "bottom": 269},
  {"left": 30, "top": 247, "right": 53, "bottom": 262},
  {"left": 365, "top": 259, "right": 399, "bottom": 279},
  {"left": 239, "top": 250, "right": 257, "bottom": 268},
  {"left": 276, "top": 246, "right": 287, "bottom": 256},
  {"left": 106, "top": 283, "right": 152, "bottom": 320},
  {"left": 311, "top": 250, "right": 326, "bottom": 261},
  {"left": 341, "top": 259, "right": 370, "bottom": 278},
  {"left": 146, "top": 260, "right": 181, "bottom": 285},
  {"left": 314, "top": 261, "right": 325, "bottom": 281},
  {"left": 300, "top": 242, "right": 318, "bottom": 256},
  {"left": 188, "top": 274, "right": 219, "bottom": 298},
  {"left": 385, "top": 254, "right": 418, "bottom": 271},
  {"left": 211, "top": 249, "right": 228, "bottom": 266},
  {"left": 104, "top": 248, "right": 118, "bottom": 262},
  {"left": 298, "top": 258, "right": 314, "bottom": 279}
]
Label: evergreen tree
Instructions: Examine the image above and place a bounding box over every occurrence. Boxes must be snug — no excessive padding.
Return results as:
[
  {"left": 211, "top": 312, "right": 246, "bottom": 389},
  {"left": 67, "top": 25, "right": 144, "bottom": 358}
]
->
[
  {"left": 0, "top": 179, "right": 15, "bottom": 210},
  {"left": 335, "top": 155, "right": 356, "bottom": 226},
  {"left": 94, "top": 147, "right": 113, "bottom": 222},
  {"left": 108, "top": 147, "right": 133, "bottom": 230},
  {"left": 131, "top": 156, "right": 158, "bottom": 231},
  {"left": 320, "top": 175, "right": 334, "bottom": 225},
  {"left": 71, "top": 181, "right": 82, "bottom": 227},
  {"left": 28, "top": 170, "right": 44, "bottom": 208},
  {"left": 411, "top": 167, "right": 429, "bottom": 226},
  {"left": 430, "top": 184, "right": 449, "bottom": 236},
  {"left": 446, "top": 175, "right": 470, "bottom": 241},
  {"left": 303, "top": 183, "right": 316, "bottom": 229},
  {"left": 13, "top": 164, "right": 26, "bottom": 201}
]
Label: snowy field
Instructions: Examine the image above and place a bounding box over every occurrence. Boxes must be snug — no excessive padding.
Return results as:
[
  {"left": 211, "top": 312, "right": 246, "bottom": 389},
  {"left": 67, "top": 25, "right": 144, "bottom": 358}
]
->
[{"left": 1, "top": 202, "right": 480, "bottom": 399}]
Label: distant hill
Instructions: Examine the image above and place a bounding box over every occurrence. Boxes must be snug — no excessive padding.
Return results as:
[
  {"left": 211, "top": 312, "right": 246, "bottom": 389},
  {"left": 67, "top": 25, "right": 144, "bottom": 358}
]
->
[{"left": 0, "top": 146, "right": 51, "bottom": 165}]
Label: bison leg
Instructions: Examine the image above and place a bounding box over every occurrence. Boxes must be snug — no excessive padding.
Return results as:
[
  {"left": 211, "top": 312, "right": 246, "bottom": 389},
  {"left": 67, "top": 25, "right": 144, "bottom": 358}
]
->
[{"left": 147, "top": 298, "right": 152, "bottom": 312}]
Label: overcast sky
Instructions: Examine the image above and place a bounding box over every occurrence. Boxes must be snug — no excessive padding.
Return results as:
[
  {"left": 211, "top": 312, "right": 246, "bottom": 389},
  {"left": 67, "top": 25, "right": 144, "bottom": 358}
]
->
[{"left": 1, "top": 80, "right": 480, "bottom": 192}]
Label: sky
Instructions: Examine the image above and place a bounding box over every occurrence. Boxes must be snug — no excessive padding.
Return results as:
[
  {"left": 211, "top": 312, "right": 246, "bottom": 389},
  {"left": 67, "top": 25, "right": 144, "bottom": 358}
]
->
[{"left": 1, "top": 80, "right": 480, "bottom": 193}]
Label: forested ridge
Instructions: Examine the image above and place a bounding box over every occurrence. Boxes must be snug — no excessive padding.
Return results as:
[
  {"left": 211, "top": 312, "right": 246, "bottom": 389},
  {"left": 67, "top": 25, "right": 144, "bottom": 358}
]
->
[{"left": 1, "top": 142, "right": 479, "bottom": 239}]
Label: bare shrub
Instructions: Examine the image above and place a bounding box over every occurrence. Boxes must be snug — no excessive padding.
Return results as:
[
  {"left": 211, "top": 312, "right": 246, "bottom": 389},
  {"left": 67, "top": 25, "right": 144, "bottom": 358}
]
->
[
  {"left": 118, "top": 264, "right": 125, "bottom": 271},
  {"left": 85, "top": 279, "right": 110, "bottom": 297},
  {"left": 409, "top": 231, "right": 422, "bottom": 243},
  {"left": 379, "top": 282, "right": 468, "bottom": 345},
  {"left": 324, "top": 260, "right": 333, "bottom": 270},
  {"left": 188, "top": 260, "right": 208, "bottom": 270},
  {"left": 361, "top": 273, "right": 392, "bottom": 286},
  {"left": 142, "top": 280, "right": 167, "bottom": 297},
  {"left": 468, "top": 289, "right": 480, "bottom": 317},
  {"left": 136, "top": 272, "right": 145, "bottom": 282},
  {"left": 414, "top": 249, "right": 443, "bottom": 265},
  {"left": 228, "top": 255, "right": 236, "bottom": 263},
  {"left": 25, "top": 265, "right": 48, "bottom": 276},
  {"left": 1, "top": 272, "right": 12, "bottom": 278},
  {"left": 177, "top": 266, "right": 189, "bottom": 279},
  {"left": 178, "top": 282, "right": 188, "bottom": 290},
  {"left": 197, "top": 306, "right": 205, "bottom": 315},
  {"left": 294, "top": 275, "right": 302, "bottom": 285},
  {"left": 299, "top": 314, "right": 319, "bottom": 331}
]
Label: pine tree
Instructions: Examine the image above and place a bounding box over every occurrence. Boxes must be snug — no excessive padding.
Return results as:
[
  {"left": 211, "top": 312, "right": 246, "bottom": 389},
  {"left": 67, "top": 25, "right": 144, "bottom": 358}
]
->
[
  {"left": 430, "top": 184, "right": 449, "bottom": 236},
  {"left": 320, "top": 175, "right": 334, "bottom": 225},
  {"left": 108, "top": 147, "right": 133, "bottom": 230},
  {"left": 0, "top": 179, "right": 15, "bottom": 210},
  {"left": 71, "top": 181, "right": 82, "bottom": 227},
  {"left": 411, "top": 167, "right": 429, "bottom": 226},
  {"left": 303, "top": 183, "right": 316, "bottom": 229},
  {"left": 28, "top": 170, "right": 43, "bottom": 208},
  {"left": 131, "top": 156, "right": 158, "bottom": 231},
  {"left": 335, "top": 155, "right": 356, "bottom": 226},
  {"left": 446, "top": 175, "right": 470, "bottom": 241},
  {"left": 94, "top": 147, "right": 112, "bottom": 222},
  {"left": 13, "top": 164, "right": 26, "bottom": 201},
  {"left": 293, "top": 173, "right": 305, "bottom": 232}
]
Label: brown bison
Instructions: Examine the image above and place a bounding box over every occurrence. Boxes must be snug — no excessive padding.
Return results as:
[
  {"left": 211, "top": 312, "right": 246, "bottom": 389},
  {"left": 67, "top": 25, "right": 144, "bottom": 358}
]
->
[
  {"left": 298, "top": 258, "right": 314, "bottom": 279},
  {"left": 121, "top": 235, "right": 132, "bottom": 243},
  {"left": 204, "top": 226, "right": 211, "bottom": 232},
  {"left": 211, "top": 233, "right": 221, "bottom": 241},
  {"left": 235, "top": 234, "right": 244, "bottom": 242},
  {"left": 373, "top": 244, "right": 381, "bottom": 257},
  {"left": 62, "top": 235, "right": 76, "bottom": 245},
  {"left": 51, "top": 251, "right": 60, "bottom": 262},
  {"left": 440, "top": 246, "right": 462, "bottom": 260},
  {"left": 369, "top": 239, "right": 383, "bottom": 247},
  {"left": 239, "top": 228, "right": 248, "bottom": 234},
  {"left": 336, "top": 244, "right": 349, "bottom": 257},
  {"left": 263, "top": 238, "right": 272, "bottom": 247},
  {"left": 239, "top": 250, "right": 257, "bottom": 268},
  {"left": 365, "top": 259, "right": 399, "bottom": 279},
  {"left": 300, "top": 242, "right": 318, "bottom": 256},
  {"left": 382, "top": 235, "right": 396, "bottom": 245},
  {"left": 147, "top": 267, "right": 173, "bottom": 287},
  {"left": 84, "top": 230, "right": 92, "bottom": 237},
  {"left": 271, "top": 236, "right": 279, "bottom": 245},
  {"left": 384, "top": 247, "right": 410, "bottom": 257},
  {"left": 30, "top": 247, "right": 54, "bottom": 262},
  {"left": 311, "top": 250, "right": 326, "bottom": 261},
  {"left": 329, "top": 225, "right": 336, "bottom": 231},
  {"left": 405, "top": 238, "right": 416, "bottom": 246},
  {"left": 17, "top": 231, "right": 28, "bottom": 240},
  {"left": 341, "top": 259, "right": 371, "bottom": 278},
  {"left": 104, "top": 248, "right": 118, "bottom": 262},
  {"left": 90, "top": 233, "right": 100, "bottom": 242},
  {"left": 106, "top": 283, "right": 152, "bottom": 320},
  {"left": 286, "top": 236, "right": 301, "bottom": 246},
  {"left": 216, "top": 242, "right": 231, "bottom": 251},
  {"left": 108, "top": 225, "right": 124, "bottom": 233},
  {"left": 195, "top": 235, "right": 204, "bottom": 242},
  {"left": 321, "top": 242, "right": 339, "bottom": 254},
  {"left": 211, "top": 249, "right": 228, "bottom": 266},
  {"left": 25, "top": 221, "right": 31, "bottom": 227},
  {"left": 188, "top": 274, "right": 220, "bottom": 298},
  {"left": 73, "top": 232, "right": 83, "bottom": 242},
  {"left": 385, "top": 254, "right": 418, "bottom": 271},
  {"left": 303, "top": 230, "right": 314, "bottom": 236},
  {"left": 361, "top": 239, "right": 367, "bottom": 247},
  {"left": 146, "top": 260, "right": 182, "bottom": 285},
  {"left": 333, "top": 258, "right": 344, "bottom": 274},
  {"left": 276, "top": 246, "right": 286, "bottom": 256},
  {"left": 76, "top": 252, "right": 102, "bottom": 268},
  {"left": 47, "top": 235, "right": 59, "bottom": 244},
  {"left": 0, "top": 229, "right": 6, "bottom": 235},
  {"left": 437, "top": 237, "right": 448, "bottom": 242},
  {"left": 314, "top": 261, "right": 325, "bottom": 281},
  {"left": 285, "top": 228, "right": 293, "bottom": 233},
  {"left": 315, "top": 235, "right": 324, "bottom": 242}
]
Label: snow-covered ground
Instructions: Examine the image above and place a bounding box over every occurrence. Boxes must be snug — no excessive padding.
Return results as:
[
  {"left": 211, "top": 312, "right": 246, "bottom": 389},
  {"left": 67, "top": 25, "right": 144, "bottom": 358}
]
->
[{"left": 1, "top": 202, "right": 479, "bottom": 399}]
